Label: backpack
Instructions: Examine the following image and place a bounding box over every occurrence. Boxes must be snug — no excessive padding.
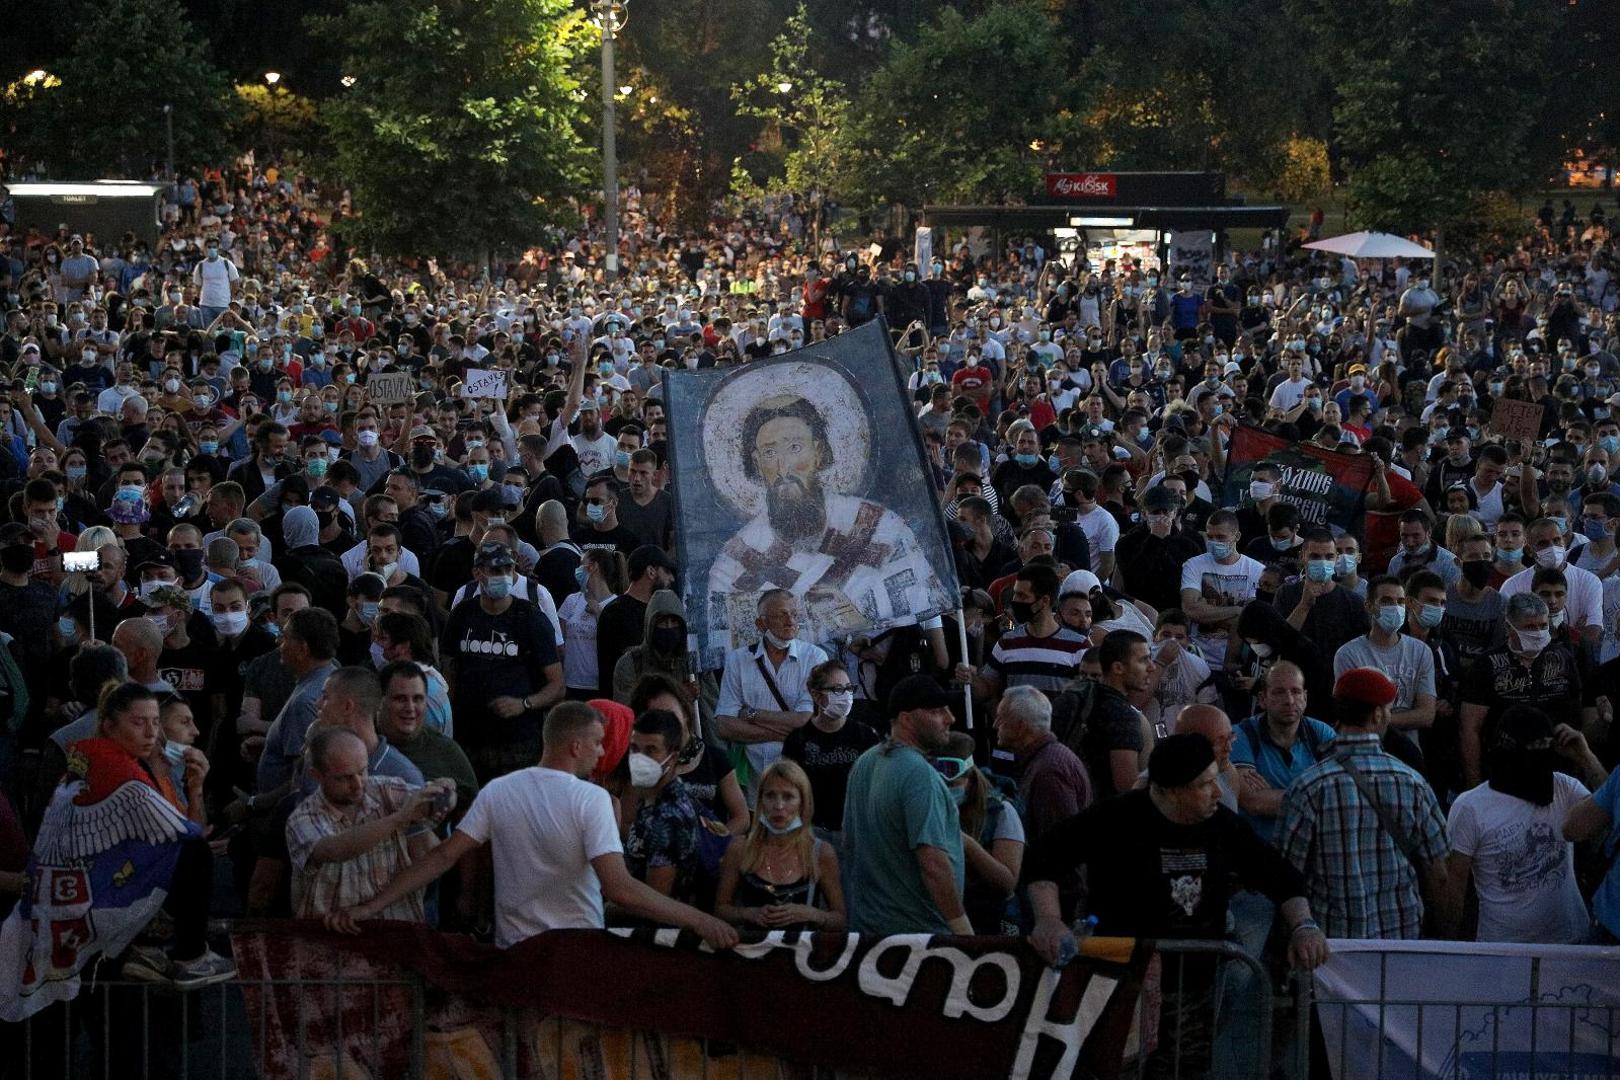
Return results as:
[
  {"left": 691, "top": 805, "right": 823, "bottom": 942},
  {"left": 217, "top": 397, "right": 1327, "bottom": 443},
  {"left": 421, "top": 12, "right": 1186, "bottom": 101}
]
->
[{"left": 1049, "top": 675, "right": 1098, "bottom": 758}]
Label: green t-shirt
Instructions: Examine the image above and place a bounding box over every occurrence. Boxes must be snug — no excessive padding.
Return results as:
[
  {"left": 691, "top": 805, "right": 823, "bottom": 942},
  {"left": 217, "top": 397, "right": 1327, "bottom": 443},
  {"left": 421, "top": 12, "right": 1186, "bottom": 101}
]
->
[{"left": 841, "top": 742, "right": 964, "bottom": 935}]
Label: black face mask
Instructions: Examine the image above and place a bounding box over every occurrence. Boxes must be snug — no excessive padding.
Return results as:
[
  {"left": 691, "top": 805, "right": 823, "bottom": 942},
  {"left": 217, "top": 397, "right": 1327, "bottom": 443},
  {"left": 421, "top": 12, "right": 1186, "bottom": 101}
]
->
[
  {"left": 172, "top": 548, "right": 205, "bottom": 579},
  {"left": 650, "top": 625, "right": 684, "bottom": 654},
  {"left": 410, "top": 446, "right": 436, "bottom": 470},
  {"left": 1008, "top": 599, "right": 1037, "bottom": 625},
  {"left": 1461, "top": 560, "right": 1491, "bottom": 588},
  {"left": 315, "top": 510, "right": 335, "bottom": 532},
  {"left": 1255, "top": 589, "right": 1276, "bottom": 606}
]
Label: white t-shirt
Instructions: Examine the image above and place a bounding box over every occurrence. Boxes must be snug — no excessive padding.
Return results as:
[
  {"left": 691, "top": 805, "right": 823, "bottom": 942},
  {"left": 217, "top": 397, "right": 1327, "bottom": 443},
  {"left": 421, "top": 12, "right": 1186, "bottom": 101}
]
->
[
  {"left": 1072, "top": 505, "right": 1120, "bottom": 572},
  {"left": 1179, "top": 553, "right": 1265, "bottom": 671},
  {"left": 1500, "top": 560, "right": 1603, "bottom": 633},
  {"left": 193, "top": 255, "right": 240, "bottom": 308},
  {"left": 1268, "top": 375, "right": 1309, "bottom": 412},
  {"left": 1447, "top": 774, "right": 1592, "bottom": 944},
  {"left": 557, "top": 591, "right": 611, "bottom": 690},
  {"left": 455, "top": 766, "right": 623, "bottom": 948}
]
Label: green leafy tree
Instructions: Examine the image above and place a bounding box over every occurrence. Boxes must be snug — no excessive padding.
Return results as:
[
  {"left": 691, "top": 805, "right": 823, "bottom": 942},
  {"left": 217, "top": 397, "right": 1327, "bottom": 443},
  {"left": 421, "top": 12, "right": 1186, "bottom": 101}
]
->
[
  {"left": 0, "top": 0, "right": 235, "bottom": 178},
  {"left": 729, "top": 4, "right": 850, "bottom": 202},
  {"left": 1294, "top": 0, "right": 1558, "bottom": 249},
  {"left": 835, "top": 1, "right": 1073, "bottom": 209},
  {"left": 312, "top": 0, "right": 593, "bottom": 259},
  {"left": 232, "top": 83, "right": 322, "bottom": 161}
]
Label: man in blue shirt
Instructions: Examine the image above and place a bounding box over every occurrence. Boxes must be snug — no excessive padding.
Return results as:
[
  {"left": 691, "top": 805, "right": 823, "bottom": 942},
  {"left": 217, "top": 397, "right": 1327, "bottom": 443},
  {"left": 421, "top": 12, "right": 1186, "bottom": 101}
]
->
[
  {"left": 1231, "top": 662, "right": 1337, "bottom": 845},
  {"left": 1169, "top": 276, "right": 1204, "bottom": 340},
  {"left": 841, "top": 675, "right": 969, "bottom": 936},
  {"left": 1563, "top": 760, "right": 1620, "bottom": 944}
]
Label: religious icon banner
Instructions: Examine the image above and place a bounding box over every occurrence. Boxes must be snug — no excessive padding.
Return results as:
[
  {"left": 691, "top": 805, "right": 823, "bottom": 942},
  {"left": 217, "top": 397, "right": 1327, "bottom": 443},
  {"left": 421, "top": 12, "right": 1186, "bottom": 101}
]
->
[{"left": 665, "top": 319, "right": 962, "bottom": 667}]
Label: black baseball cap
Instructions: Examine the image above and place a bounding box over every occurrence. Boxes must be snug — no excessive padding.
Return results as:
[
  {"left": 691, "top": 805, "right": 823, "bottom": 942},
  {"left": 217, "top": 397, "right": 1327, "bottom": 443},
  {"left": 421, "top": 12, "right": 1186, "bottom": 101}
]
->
[
  {"left": 888, "top": 674, "right": 955, "bottom": 716},
  {"left": 473, "top": 541, "right": 515, "bottom": 569}
]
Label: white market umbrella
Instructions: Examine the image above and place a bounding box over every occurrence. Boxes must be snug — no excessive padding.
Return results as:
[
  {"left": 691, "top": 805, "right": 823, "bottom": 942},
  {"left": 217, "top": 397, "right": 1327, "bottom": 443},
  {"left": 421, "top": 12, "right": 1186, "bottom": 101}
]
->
[{"left": 1303, "top": 231, "right": 1436, "bottom": 259}]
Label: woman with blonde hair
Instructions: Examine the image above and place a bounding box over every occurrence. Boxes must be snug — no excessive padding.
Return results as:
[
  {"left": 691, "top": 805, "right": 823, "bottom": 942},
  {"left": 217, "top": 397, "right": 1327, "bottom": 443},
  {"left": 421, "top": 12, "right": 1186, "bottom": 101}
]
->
[
  {"left": 714, "top": 760, "right": 845, "bottom": 931},
  {"left": 1443, "top": 504, "right": 1484, "bottom": 554}
]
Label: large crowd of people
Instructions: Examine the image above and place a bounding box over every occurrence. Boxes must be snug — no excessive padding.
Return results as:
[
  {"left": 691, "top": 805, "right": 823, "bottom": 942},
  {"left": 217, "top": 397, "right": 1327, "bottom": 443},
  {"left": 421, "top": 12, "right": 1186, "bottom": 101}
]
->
[{"left": 1, "top": 162, "right": 1619, "bottom": 1073}]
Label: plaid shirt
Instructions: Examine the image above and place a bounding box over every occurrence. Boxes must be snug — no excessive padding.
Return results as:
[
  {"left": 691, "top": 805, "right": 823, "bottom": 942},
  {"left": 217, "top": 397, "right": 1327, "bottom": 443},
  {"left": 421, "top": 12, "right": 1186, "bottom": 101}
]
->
[
  {"left": 1276, "top": 732, "right": 1450, "bottom": 940},
  {"left": 286, "top": 776, "right": 426, "bottom": 923}
]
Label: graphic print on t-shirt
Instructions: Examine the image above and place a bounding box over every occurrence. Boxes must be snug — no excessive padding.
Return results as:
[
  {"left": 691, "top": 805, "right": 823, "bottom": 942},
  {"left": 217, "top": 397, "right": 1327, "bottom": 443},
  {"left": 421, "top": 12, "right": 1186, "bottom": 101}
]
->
[
  {"left": 1199, "top": 569, "right": 1253, "bottom": 608},
  {"left": 458, "top": 629, "right": 522, "bottom": 657},
  {"left": 1160, "top": 847, "right": 1207, "bottom": 916}
]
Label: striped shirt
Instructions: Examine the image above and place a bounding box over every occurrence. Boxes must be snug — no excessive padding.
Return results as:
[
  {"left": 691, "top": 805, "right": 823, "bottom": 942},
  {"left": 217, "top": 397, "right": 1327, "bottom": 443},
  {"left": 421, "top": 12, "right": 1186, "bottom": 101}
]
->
[
  {"left": 286, "top": 776, "right": 427, "bottom": 923},
  {"left": 987, "top": 624, "right": 1087, "bottom": 695},
  {"left": 1276, "top": 733, "right": 1450, "bottom": 940}
]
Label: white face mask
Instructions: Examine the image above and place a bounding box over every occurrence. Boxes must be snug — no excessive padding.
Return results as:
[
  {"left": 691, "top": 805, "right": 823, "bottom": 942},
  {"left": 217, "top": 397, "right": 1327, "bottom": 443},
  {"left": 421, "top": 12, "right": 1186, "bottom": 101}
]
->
[
  {"left": 1515, "top": 626, "right": 1552, "bottom": 655},
  {"left": 211, "top": 609, "right": 249, "bottom": 637},
  {"left": 820, "top": 689, "right": 854, "bottom": 718},
  {"left": 627, "top": 751, "right": 667, "bottom": 788}
]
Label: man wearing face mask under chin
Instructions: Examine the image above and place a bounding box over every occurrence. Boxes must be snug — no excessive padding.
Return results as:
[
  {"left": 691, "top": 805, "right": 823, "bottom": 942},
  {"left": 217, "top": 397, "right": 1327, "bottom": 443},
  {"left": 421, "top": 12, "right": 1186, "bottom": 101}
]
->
[{"left": 1460, "top": 592, "right": 1592, "bottom": 791}]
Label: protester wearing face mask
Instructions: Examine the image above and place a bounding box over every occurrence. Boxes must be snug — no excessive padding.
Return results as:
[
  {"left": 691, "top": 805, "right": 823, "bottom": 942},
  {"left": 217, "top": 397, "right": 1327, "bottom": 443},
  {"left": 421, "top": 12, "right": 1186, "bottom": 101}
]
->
[
  {"left": 558, "top": 548, "right": 625, "bottom": 700},
  {"left": 1273, "top": 529, "right": 1372, "bottom": 665},
  {"left": 441, "top": 542, "right": 563, "bottom": 783},
  {"left": 1460, "top": 592, "right": 1590, "bottom": 790},
  {"left": 779, "top": 659, "right": 880, "bottom": 856},
  {"left": 714, "top": 758, "right": 845, "bottom": 932},
  {"left": 619, "top": 709, "right": 703, "bottom": 901},
  {"left": 1496, "top": 517, "right": 1603, "bottom": 649},
  {"left": 1333, "top": 578, "right": 1437, "bottom": 754}
]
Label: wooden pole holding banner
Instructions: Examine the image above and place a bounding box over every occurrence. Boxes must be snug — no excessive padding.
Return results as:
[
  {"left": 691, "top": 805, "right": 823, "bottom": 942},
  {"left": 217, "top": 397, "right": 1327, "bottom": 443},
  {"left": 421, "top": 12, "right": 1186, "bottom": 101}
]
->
[{"left": 956, "top": 608, "right": 974, "bottom": 730}]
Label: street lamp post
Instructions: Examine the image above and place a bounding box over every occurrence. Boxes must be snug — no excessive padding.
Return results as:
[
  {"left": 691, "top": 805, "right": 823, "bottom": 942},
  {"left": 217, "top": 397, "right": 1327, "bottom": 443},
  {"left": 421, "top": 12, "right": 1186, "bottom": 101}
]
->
[
  {"left": 163, "top": 104, "right": 175, "bottom": 184},
  {"left": 592, "top": 1, "right": 627, "bottom": 281}
]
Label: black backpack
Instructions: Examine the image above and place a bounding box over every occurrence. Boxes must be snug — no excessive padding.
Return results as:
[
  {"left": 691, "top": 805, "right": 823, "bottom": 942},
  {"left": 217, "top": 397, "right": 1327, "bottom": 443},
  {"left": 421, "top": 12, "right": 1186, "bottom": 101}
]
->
[{"left": 1049, "top": 675, "right": 1098, "bottom": 758}]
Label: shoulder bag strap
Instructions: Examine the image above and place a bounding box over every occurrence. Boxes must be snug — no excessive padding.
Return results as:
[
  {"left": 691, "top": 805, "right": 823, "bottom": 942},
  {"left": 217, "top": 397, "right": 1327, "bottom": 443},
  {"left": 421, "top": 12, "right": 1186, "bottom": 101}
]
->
[
  {"left": 752, "top": 653, "right": 792, "bottom": 712},
  {"left": 1334, "top": 750, "right": 1424, "bottom": 867}
]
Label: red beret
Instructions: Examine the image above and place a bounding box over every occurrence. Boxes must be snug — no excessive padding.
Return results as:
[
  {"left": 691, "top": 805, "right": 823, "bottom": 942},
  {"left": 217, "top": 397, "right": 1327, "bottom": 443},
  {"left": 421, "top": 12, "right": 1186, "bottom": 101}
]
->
[{"left": 1333, "top": 667, "right": 1397, "bottom": 707}]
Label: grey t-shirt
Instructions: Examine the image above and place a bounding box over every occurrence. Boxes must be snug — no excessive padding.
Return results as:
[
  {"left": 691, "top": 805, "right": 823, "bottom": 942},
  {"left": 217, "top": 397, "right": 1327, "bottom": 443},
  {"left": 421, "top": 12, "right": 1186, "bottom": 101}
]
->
[
  {"left": 1441, "top": 586, "right": 1507, "bottom": 664},
  {"left": 1332, "top": 634, "right": 1435, "bottom": 711}
]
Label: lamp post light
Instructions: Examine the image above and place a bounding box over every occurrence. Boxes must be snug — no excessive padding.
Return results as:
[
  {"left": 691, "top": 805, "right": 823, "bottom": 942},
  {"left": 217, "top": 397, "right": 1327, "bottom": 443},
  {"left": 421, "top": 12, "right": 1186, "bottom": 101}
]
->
[
  {"left": 163, "top": 103, "right": 175, "bottom": 184},
  {"left": 590, "top": 0, "right": 628, "bottom": 281},
  {"left": 264, "top": 71, "right": 281, "bottom": 86}
]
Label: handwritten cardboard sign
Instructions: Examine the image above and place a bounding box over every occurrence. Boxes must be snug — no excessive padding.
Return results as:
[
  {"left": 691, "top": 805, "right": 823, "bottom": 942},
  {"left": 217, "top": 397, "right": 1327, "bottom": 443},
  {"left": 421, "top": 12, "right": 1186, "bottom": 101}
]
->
[
  {"left": 1487, "top": 398, "right": 1542, "bottom": 442},
  {"left": 364, "top": 372, "right": 415, "bottom": 405},
  {"left": 461, "top": 367, "right": 509, "bottom": 400}
]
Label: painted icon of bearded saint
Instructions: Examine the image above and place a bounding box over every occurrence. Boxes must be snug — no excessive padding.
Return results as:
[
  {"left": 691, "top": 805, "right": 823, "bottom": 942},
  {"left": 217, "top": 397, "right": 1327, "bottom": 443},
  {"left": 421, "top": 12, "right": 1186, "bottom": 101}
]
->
[{"left": 705, "top": 392, "right": 952, "bottom": 648}]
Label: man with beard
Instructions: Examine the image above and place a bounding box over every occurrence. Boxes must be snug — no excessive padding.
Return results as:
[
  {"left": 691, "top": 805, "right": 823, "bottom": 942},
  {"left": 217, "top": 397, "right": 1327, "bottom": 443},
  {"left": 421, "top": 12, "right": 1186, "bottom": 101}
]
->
[
  {"left": 546, "top": 350, "right": 619, "bottom": 478},
  {"left": 840, "top": 675, "right": 970, "bottom": 935},
  {"left": 706, "top": 395, "right": 951, "bottom": 645}
]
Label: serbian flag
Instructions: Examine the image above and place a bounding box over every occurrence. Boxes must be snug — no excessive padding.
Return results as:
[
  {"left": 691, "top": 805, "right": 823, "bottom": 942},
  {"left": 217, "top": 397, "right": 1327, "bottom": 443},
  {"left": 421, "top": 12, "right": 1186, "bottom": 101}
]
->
[{"left": 0, "top": 738, "right": 198, "bottom": 1021}]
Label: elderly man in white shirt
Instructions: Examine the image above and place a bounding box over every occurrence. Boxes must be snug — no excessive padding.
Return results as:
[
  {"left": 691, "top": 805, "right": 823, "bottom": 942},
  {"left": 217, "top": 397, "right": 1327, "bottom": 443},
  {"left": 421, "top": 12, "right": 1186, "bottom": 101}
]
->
[{"left": 714, "top": 589, "right": 828, "bottom": 803}]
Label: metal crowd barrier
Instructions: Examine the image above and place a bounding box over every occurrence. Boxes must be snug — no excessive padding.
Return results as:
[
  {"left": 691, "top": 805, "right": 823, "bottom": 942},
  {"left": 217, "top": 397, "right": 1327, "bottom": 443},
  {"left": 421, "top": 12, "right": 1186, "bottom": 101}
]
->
[{"left": 1299, "top": 947, "right": 1620, "bottom": 1080}]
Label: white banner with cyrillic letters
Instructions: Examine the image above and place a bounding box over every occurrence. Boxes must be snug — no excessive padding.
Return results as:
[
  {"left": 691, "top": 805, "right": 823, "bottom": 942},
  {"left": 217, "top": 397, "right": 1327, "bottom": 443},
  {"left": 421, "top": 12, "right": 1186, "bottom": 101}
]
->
[{"left": 1314, "top": 939, "right": 1620, "bottom": 1079}]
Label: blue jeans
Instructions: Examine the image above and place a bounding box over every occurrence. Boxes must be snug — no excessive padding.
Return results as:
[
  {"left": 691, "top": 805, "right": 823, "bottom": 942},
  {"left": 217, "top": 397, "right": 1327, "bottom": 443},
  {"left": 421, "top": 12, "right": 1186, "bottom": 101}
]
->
[
  {"left": 1213, "top": 890, "right": 1276, "bottom": 1078},
  {"left": 199, "top": 305, "right": 229, "bottom": 326}
]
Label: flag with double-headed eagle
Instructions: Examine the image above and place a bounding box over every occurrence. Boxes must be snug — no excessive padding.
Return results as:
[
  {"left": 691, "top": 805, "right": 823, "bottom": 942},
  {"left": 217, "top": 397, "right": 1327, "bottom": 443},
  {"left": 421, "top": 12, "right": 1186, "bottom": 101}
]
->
[{"left": 0, "top": 737, "right": 198, "bottom": 1020}]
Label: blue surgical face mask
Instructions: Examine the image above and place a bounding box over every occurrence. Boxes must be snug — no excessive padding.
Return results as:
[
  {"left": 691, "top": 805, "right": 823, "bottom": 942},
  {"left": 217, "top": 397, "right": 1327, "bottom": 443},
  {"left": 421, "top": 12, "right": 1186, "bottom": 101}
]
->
[
  {"left": 948, "top": 787, "right": 968, "bottom": 806},
  {"left": 1416, "top": 603, "right": 1445, "bottom": 628},
  {"left": 1014, "top": 452, "right": 1040, "bottom": 467},
  {"left": 1205, "top": 539, "right": 1234, "bottom": 560},
  {"left": 760, "top": 815, "right": 803, "bottom": 836},
  {"left": 1306, "top": 558, "right": 1335, "bottom": 583},
  {"left": 574, "top": 566, "right": 588, "bottom": 589},
  {"left": 1334, "top": 553, "right": 1358, "bottom": 577},
  {"left": 1583, "top": 517, "right": 1610, "bottom": 542},
  {"left": 467, "top": 463, "right": 489, "bottom": 483},
  {"left": 1601, "top": 436, "right": 1620, "bottom": 454},
  {"left": 1375, "top": 605, "right": 1406, "bottom": 634},
  {"left": 359, "top": 601, "right": 379, "bottom": 626},
  {"left": 585, "top": 502, "right": 607, "bottom": 523},
  {"left": 1496, "top": 545, "right": 1523, "bottom": 565},
  {"left": 426, "top": 502, "right": 448, "bottom": 520},
  {"left": 484, "top": 575, "right": 513, "bottom": 600},
  {"left": 614, "top": 450, "right": 632, "bottom": 468}
]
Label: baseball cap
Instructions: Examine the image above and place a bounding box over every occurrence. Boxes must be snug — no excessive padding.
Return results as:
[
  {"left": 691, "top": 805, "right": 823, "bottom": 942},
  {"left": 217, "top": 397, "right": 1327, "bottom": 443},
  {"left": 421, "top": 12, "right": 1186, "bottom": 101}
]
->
[
  {"left": 1347, "top": 362, "right": 1368, "bottom": 376},
  {"left": 1333, "top": 667, "right": 1397, "bottom": 707},
  {"left": 309, "top": 485, "right": 341, "bottom": 511},
  {"left": 134, "top": 550, "right": 176, "bottom": 576},
  {"left": 473, "top": 541, "right": 516, "bottom": 570},
  {"left": 1060, "top": 569, "right": 1102, "bottom": 596},
  {"left": 888, "top": 674, "right": 955, "bottom": 715}
]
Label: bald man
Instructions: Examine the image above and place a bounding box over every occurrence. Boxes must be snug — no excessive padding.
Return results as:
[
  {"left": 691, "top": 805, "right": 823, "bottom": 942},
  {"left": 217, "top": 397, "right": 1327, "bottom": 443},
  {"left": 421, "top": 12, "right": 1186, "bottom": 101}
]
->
[{"left": 1134, "top": 703, "right": 1239, "bottom": 812}]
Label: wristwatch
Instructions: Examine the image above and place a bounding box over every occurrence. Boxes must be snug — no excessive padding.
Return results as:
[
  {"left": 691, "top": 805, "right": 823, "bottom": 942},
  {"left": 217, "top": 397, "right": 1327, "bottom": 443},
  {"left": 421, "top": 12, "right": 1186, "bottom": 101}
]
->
[
  {"left": 742, "top": 704, "right": 758, "bottom": 722},
  {"left": 1291, "top": 918, "right": 1321, "bottom": 935}
]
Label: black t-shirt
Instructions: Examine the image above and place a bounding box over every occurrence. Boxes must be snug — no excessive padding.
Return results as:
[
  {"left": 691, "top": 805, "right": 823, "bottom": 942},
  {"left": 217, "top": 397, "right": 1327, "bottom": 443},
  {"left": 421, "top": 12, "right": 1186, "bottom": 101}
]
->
[
  {"left": 0, "top": 580, "right": 60, "bottom": 673},
  {"left": 675, "top": 743, "right": 735, "bottom": 821},
  {"left": 1024, "top": 789, "right": 1304, "bottom": 939},
  {"left": 428, "top": 537, "right": 477, "bottom": 596},
  {"left": 782, "top": 719, "right": 882, "bottom": 830},
  {"left": 1081, "top": 683, "right": 1145, "bottom": 800},
  {"left": 440, "top": 596, "right": 559, "bottom": 747},
  {"left": 157, "top": 623, "right": 222, "bottom": 737},
  {"left": 535, "top": 544, "right": 582, "bottom": 608},
  {"left": 594, "top": 592, "right": 648, "bottom": 696},
  {"left": 1463, "top": 643, "right": 1588, "bottom": 741},
  {"left": 570, "top": 522, "right": 641, "bottom": 558}
]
